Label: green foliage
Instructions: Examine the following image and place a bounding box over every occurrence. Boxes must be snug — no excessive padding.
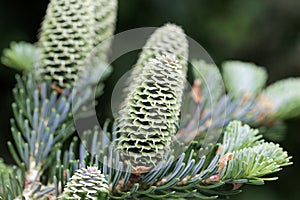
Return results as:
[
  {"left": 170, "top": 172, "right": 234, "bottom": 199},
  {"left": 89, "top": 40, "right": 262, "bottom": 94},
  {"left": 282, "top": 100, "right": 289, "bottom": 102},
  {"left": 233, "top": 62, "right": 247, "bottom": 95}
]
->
[
  {"left": 3, "top": 74, "right": 73, "bottom": 199},
  {"left": 220, "top": 121, "right": 292, "bottom": 185},
  {"left": 1, "top": 42, "right": 41, "bottom": 71},
  {"left": 222, "top": 121, "right": 262, "bottom": 154},
  {"left": 222, "top": 61, "right": 267, "bottom": 98},
  {"left": 0, "top": 159, "right": 11, "bottom": 175},
  {"left": 56, "top": 121, "right": 292, "bottom": 199},
  {"left": 221, "top": 143, "right": 292, "bottom": 184},
  {"left": 0, "top": 0, "right": 298, "bottom": 199},
  {"left": 189, "top": 60, "right": 273, "bottom": 140},
  {"left": 191, "top": 60, "right": 224, "bottom": 104},
  {"left": 8, "top": 74, "right": 74, "bottom": 170},
  {"left": 61, "top": 127, "right": 224, "bottom": 199},
  {"left": 0, "top": 166, "right": 24, "bottom": 200},
  {"left": 262, "top": 78, "right": 300, "bottom": 119},
  {"left": 0, "top": 159, "right": 13, "bottom": 188},
  {"left": 182, "top": 86, "right": 266, "bottom": 140}
]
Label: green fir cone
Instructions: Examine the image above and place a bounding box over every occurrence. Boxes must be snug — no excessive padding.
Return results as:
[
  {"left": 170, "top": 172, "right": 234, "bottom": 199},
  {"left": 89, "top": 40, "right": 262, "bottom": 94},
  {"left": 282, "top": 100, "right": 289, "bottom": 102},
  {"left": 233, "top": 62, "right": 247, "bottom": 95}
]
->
[
  {"left": 126, "top": 23, "right": 188, "bottom": 85},
  {"left": 38, "top": 0, "right": 95, "bottom": 88},
  {"left": 136, "top": 23, "right": 189, "bottom": 67},
  {"left": 93, "top": 0, "right": 118, "bottom": 62},
  {"left": 119, "top": 23, "right": 189, "bottom": 128},
  {"left": 123, "top": 24, "right": 188, "bottom": 97},
  {"left": 116, "top": 55, "right": 187, "bottom": 170},
  {"left": 116, "top": 24, "right": 188, "bottom": 171},
  {"left": 63, "top": 167, "right": 109, "bottom": 200}
]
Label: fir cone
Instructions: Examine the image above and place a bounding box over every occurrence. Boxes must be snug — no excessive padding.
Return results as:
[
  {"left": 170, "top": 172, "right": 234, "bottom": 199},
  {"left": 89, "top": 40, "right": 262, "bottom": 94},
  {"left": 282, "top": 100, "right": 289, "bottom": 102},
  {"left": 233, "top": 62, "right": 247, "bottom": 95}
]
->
[
  {"left": 38, "top": 0, "right": 117, "bottom": 88},
  {"left": 126, "top": 23, "right": 189, "bottom": 94},
  {"left": 63, "top": 167, "right": 109, "bottom": 200},
  {"left": 93, "top": 0, "right": 118, "bottom": 62},
  {"left": 38, "top": 0, "right": 95, "bottom": 88},
  {"left": 116, "top": 55, "right": 187, "bottom": 170}
]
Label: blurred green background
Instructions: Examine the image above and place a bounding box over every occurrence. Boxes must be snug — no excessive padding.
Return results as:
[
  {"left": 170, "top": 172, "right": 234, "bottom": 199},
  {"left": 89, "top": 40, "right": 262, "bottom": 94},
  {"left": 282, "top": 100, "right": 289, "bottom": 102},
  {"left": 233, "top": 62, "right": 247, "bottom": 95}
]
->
[{"left": 0, "top": 0, "right": 299, "bottom": 199}]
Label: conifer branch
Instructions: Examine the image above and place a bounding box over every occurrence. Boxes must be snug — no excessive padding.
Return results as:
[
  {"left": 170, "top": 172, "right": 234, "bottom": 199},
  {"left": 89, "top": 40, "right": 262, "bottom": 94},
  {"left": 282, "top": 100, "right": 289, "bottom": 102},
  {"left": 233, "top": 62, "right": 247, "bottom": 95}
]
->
[
  {"left": 222, "top": 61, "right": 268, "bottom": 98},
  {"left": 1, "top": 42, "right": 41, "bottom": 72},
  {"left": 262, "top": 78, "right": 300, "bottom": 119},
  {"left": 0, "top": 0, "right": 298, "bottom": 199},
  {"left": 191, "top": 60, "right": 224, "bottom": 105}
]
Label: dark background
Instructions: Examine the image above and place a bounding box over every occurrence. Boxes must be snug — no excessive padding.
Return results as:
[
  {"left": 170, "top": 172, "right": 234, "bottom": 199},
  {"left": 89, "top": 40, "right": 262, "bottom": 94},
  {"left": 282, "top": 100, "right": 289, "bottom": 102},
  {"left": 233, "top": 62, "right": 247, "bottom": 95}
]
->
[{"left": 0, "top": 0, "right": 299, "bottom": 199}]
